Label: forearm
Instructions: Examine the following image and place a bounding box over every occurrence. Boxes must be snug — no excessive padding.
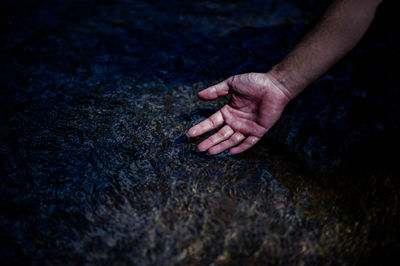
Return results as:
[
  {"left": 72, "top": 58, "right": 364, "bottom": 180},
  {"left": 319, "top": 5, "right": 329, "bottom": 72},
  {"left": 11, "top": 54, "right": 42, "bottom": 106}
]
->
[{"left": 269, "top": 0, "right": 383, "bottom": 99}]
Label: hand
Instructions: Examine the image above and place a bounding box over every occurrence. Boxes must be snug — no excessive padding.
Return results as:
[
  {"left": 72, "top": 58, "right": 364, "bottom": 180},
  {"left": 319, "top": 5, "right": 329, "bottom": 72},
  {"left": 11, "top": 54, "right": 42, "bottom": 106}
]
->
[{"left": 188, "top": 72, "right": 292, "bottom": 155}]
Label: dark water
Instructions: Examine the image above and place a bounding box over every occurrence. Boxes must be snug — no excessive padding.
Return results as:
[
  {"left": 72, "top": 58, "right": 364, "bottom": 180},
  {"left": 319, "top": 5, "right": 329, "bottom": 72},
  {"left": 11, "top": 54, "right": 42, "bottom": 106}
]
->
[{"left": 1, "top": 0, "right": 399, "bottom": 265}]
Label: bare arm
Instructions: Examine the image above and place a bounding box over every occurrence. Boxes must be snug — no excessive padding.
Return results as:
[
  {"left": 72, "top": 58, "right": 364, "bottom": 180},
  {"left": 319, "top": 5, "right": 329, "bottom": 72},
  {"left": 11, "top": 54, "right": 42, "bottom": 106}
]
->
[
  {"left": 188, "top": 0, "right": 383, "bottom": 154},
  {"left": 269, "top": 0, "right": 383, "bottom": 99}
]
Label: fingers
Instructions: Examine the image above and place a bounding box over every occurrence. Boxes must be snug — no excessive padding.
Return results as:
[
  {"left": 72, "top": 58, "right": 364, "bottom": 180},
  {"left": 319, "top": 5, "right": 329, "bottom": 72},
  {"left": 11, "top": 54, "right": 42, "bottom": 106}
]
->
[
  {"left": 220, "top": 106, "right": 266, "bottom": 138},
  {"left": 229, "top": 118, "right": 266, "bottom": 138},
  {"left": 198, "top": 80, "right": 230, "bottom": 101},
  {"left": 208, "top": 132, "right": 245, "bottom": 155},
  {"left": 198, "top": 125, "right": 234, "bottom": 152},
  {"left": 188, "top": 110, "right": 224, "bottom": 137},
  {"left": 229, "top": 136, "right": 260, "bottom": 155}
]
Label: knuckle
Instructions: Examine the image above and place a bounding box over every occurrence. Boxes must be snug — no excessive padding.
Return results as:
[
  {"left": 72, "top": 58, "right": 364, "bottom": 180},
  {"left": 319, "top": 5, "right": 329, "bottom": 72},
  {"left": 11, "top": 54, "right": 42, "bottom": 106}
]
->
[
  {"left": 209, "top": 117, "right": 217, "bottom": 128},
  {"left": 206, "top": 120, "right": 213, "bottom": 129},
  {"left": 233, "top": 134, "right": 242, "bottom": 142},
  {"left": 225, "top": 126, "right": 234, "bottom": 136},
  {"left": 219, "top": 126, "right": 232, "bottom": 138},
  {"left": 217, "top": 131, "right": 226, "bottom": 138}
]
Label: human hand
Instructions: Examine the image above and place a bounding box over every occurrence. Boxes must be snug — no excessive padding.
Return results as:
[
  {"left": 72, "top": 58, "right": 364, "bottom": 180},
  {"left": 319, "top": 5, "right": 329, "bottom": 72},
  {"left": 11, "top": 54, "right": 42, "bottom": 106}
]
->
[{"left": 188, "top": 72, "right": 292, "bottom": 154}]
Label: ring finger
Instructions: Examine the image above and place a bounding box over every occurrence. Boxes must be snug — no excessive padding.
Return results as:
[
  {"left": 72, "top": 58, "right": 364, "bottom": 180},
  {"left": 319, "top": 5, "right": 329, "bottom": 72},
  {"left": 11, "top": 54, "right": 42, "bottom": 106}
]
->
[
  {"left": 198, "top": 125, "right": 234, "bottom": 152},
  {"left": 208, "top": 132, "right": 245, "bottom": 155}
]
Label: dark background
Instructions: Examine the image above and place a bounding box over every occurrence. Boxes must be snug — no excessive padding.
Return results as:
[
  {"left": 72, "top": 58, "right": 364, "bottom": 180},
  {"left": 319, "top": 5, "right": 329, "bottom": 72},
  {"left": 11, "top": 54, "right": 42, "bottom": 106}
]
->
[{"left": 1, "top": 0, "right": 399, "bottom": 265}]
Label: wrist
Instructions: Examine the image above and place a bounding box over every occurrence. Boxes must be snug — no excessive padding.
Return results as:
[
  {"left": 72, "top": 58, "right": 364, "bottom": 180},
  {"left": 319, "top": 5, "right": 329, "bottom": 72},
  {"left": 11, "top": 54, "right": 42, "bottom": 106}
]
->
[{"left": 267, "top": 65, "right": 308, "bottom": 100}]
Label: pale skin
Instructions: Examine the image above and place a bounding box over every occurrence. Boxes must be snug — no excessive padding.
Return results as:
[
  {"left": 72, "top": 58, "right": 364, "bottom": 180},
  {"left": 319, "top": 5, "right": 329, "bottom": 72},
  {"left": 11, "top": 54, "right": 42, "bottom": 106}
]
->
[{"left": 188, "top": 0, "right": 383, "bottom": 154}]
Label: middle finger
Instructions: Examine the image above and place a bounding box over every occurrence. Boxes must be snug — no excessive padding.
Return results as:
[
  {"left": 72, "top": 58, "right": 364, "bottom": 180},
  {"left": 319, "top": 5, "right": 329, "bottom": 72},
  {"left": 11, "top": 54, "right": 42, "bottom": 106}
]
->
[{"left": 198, "top": 125, "right": 234, "bottom": 152}]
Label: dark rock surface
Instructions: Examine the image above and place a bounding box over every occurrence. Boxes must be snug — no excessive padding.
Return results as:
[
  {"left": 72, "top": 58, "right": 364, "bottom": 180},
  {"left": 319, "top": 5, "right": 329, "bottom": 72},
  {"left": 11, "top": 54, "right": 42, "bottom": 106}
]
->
[{"left": 1, "top": 0, "right": 399, "bottom": 265}]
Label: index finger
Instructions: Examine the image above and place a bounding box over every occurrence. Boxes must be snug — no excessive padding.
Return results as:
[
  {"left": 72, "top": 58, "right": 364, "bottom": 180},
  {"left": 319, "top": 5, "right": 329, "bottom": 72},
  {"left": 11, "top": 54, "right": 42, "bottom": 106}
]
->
[{"left": 187, "top": 110, "right": 224, "bottom": 137}]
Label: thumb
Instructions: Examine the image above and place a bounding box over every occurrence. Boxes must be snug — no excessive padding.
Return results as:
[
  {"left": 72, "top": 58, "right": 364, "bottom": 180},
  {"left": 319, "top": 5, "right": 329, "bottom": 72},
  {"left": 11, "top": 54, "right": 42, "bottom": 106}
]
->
[{"left": 198, "top": 79, "right": 230, "bottom": 101}]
